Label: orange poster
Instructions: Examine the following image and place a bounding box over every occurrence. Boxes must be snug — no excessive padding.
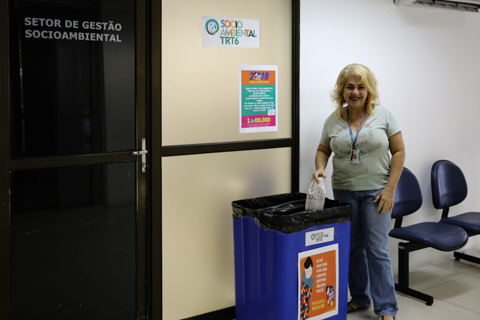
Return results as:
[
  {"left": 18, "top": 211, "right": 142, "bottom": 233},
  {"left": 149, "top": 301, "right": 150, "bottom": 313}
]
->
[{"left": 298, "top": 244, "right": 339, "bottom": 320}]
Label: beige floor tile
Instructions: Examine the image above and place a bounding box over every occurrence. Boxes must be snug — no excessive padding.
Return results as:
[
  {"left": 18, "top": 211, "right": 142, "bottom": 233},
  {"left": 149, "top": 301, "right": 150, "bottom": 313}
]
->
[
  {"left": 432, "top": 256, "right": 480, "bottom": 276},
  {"left": 347, "top": 309, "right": 377, "bottom": 319},
  {"left": 395, "top": 295, "right": 480, "bottom": 319},
  {"left": 423, "top": 275, "right": 480, "bottom": 314},
  {"left": 344, "top": 258, "right": 480, "bottom": 320},
  {"left": 351, "top": 292, "right": 480, "bottom": 319},
  {"left": 395, "top": 263, "right": 467, "bottom": 291}
]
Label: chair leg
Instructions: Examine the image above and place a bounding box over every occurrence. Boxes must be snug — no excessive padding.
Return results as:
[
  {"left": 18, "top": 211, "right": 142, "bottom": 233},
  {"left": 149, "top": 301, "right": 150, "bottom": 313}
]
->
[
  {"left": 395, "top": 242, "right": 434, "bottom": 306},
  {"left": 454, "top": 251, "right": 480, "bottom": 264}
]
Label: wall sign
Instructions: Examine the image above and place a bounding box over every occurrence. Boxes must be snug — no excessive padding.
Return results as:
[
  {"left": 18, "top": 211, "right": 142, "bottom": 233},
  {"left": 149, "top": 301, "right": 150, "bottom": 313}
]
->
[
  {"left": 239, "top": 65, "right": 278, "bottom": 134},
  {"left": 22, "top": 17, "right": 124, "bottom": 42},
  {"left": 298, "top": 244, "right": 339, "bottom": 320},
  {"left": 202, "top": 16, "right": 260, "bottom": 48}
]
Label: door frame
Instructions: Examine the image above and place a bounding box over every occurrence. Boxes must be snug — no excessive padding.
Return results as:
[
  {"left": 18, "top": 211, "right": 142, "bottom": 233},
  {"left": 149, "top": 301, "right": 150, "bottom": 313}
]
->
[
  {"left": 151, "top": 0, "right": 300, "bottom": 319},
  {"left": 0, "top": 0, "right": 10, "bottom": 317}
]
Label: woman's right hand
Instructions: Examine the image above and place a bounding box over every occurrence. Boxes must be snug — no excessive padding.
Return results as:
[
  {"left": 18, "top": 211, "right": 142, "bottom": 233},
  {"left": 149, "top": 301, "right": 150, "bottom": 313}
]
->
[{"left": 312, "top": 169, "right": 327, "bottom": 183}]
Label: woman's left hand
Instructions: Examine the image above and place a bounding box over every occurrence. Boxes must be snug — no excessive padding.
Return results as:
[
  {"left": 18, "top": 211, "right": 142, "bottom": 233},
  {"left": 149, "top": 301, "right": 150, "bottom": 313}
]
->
[
  {"left": 375, "top": 131, "right": 405, "bottom": 214},
  {"left": 374, "top": 187, "right": 395, "bottom": 214}
]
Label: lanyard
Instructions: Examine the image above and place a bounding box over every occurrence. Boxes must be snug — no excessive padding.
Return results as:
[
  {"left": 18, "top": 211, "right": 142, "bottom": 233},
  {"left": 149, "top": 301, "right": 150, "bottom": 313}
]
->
[{"left": 347, "top": 106, "right": 366, "bottom": 148}]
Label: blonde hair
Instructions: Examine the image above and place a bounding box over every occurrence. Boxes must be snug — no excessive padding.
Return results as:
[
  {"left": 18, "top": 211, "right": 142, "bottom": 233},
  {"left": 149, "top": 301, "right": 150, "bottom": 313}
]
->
[{"left": 330, "top": 63, "right": 379, "bottom": 118}]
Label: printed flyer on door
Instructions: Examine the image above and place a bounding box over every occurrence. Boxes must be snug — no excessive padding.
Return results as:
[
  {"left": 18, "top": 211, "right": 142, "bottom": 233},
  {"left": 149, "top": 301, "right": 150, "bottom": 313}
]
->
[
  {"left": 298, "top": 244, "right": 339, "bottom": 320},
  {"left": 239, "top": 65, "right": 278, "bottom": 134}
]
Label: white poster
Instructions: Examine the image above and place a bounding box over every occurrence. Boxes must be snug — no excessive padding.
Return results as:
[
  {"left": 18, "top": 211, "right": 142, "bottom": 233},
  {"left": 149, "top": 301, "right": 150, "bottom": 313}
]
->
[{"left": 202, "top": 16, "right": 260, "bottom": 48}]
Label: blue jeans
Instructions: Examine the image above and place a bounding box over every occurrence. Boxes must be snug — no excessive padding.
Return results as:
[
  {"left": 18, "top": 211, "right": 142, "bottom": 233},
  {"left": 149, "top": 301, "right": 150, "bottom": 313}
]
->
[{"left": 334, "top": 189, "right": 398, "bottom": 317}]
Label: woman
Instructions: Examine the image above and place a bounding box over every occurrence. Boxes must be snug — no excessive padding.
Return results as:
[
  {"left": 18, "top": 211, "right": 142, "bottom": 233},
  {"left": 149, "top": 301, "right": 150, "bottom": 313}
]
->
[{"left": 312, "top": 63, "right": 405, "bottom": 320}]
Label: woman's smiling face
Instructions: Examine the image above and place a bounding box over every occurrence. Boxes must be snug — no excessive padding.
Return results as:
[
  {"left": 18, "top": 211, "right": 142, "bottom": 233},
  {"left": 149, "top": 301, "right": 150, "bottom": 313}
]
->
[{"left": 343, "top": 75, "right": 368, "bottom": 110}]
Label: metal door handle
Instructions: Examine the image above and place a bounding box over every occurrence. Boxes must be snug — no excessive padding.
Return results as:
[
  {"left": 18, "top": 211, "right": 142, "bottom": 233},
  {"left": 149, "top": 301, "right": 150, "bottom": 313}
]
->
[{"left": 133, "top": 138, "right": 148, "bottom": 172}]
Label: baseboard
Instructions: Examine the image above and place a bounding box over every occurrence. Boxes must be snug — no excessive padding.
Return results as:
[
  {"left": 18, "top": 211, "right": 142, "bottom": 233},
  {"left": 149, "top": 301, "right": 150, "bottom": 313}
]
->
[{"left": 182, "top": 306, "right": 236, "bottom": 320}]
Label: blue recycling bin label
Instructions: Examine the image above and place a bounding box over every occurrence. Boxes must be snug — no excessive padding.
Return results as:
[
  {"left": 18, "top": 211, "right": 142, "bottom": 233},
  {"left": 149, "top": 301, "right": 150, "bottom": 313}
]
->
[
  {"left": 298, "top": 244, "right": 339, "bottom": 320},
  {"left": 305, "top": 228, "right": 334, "bottom": 247}
]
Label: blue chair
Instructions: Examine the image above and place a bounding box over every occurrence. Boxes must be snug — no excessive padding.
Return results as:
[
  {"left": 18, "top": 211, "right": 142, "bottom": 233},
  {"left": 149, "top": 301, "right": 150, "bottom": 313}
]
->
[
  {"left": 431, "top": 160, "right": 480, "bottom": 264},
  {"left": 389, "top": 168, "right": 468, "bottom": 305}
]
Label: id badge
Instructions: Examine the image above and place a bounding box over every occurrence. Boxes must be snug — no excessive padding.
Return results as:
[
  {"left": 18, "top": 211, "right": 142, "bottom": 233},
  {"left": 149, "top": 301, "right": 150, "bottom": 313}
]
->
[{"left": 350, "top": 148, "right": 360, "bottom": 165}]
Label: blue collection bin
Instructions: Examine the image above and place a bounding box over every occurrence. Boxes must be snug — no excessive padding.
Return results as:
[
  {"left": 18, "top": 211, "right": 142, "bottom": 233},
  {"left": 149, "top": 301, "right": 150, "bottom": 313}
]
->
[{"left": 232, "top": 193, "right": 352, "bottom": 320}]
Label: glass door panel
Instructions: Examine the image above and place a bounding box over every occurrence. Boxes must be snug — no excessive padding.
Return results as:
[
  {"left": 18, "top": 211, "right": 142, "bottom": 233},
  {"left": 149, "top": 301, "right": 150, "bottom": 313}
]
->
[
  {"left": 6, "top": 0, "right": 147, "bottom": 319},
  {"left": 11, "top": 162, "right": 136, "bottom": 320},
  {"left": 9, "top": 0, "right": 136, "bottom": 159}
]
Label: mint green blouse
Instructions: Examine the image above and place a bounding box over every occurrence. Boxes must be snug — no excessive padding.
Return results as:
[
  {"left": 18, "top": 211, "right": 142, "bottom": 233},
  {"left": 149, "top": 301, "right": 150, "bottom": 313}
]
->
[{"left": 320, "top": 105, "right": 401, "bottom": 191}]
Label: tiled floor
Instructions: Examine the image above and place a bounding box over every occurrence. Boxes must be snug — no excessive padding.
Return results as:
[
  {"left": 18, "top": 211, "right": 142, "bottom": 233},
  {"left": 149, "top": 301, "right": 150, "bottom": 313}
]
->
[
  {"left": 231, "top": 255, "right": 480, "bottom": 320},
  {"left": 347, "top": 254, "right": 480, "bottom": 320}
]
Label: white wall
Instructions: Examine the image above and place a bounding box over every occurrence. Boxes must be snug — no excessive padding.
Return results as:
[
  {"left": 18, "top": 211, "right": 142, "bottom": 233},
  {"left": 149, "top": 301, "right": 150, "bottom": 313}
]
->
[{"left": 300, "top": 0, "right": 480, "bottom": 271}]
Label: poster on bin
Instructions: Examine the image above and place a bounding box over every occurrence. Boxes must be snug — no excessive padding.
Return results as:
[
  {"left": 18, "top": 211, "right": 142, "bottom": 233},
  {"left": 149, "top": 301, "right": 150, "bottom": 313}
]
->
[
  {"left": 298, "top": 244, "right": 339, "bottom": 320},
  {"left": 239, "top": 65, "right": 278, "bottom": 133}
]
